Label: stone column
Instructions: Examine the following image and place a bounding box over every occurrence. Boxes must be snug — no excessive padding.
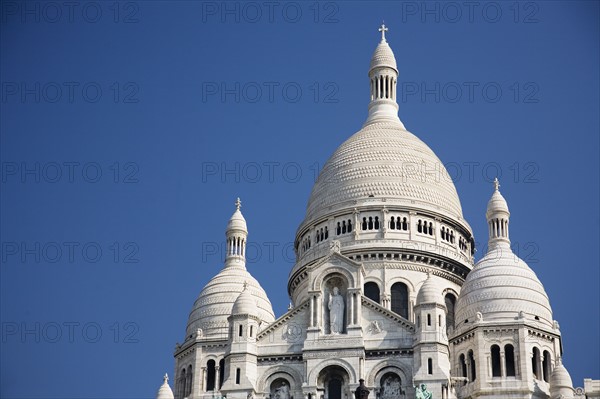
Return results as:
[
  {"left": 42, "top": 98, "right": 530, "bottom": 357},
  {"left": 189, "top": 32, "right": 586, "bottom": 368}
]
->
[
  {"left": 215, "top": 366, "right": 220, "bottom": 390},
  {"left": 348, "top": 291, "right": 354, "bottom": 326},
  {"left": 356, "top": 291, "right": 362, "bottom": 324},
  {"left": 500, "top": 351, "right": 506, "bottom": 377},
  {"left": 317, "top": 293, "right": 323, "bottom": 330},
  {"left": 202, "top": 367, "right": 207, "bottom": 392},
  {"left": 310, "top": 295, "right": 315, "bottom": 327}
]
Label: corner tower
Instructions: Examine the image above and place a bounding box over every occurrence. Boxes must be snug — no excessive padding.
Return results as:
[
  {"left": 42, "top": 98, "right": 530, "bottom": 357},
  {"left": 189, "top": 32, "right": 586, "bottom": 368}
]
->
[{"left": 451, "top": 180, "right": 572, "bottom": 399}]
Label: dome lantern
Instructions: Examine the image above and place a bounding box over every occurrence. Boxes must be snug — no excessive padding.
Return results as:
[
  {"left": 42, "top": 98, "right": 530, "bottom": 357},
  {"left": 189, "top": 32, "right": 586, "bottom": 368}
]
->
[
  {"left": 226, "top": 197, "right": 248, "bottom": 267},
  {"left": 486, "top": 178, "right": 510, "bottom": 249},
  {"left": 365, "top": 23, "right": 403, "bottom": 126}
]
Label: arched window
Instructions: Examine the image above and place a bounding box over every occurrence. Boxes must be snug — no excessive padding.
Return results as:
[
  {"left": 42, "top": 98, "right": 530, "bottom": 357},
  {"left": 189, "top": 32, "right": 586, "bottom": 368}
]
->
[
  {"left": 364, "top": 282, "right": 380, "bottom": 303},
  {"left": 186, "top": 365, "right": 193, "bottom": 397},
  {"left": 238, "top": 325, "right": 243, "bottom": 337},
  {"left": 468, "top": 350, "right": 476, "bottom": 381},
  {"left": 491, "top": 345, "right": 502, "bottom": 377},
  {"left": 441, "top": 226, "right": 446, "bottom": 240},
  {"left": 402, "top": 217, "right": 408, "bottom": 230},
  {"left": 428, "top": 358, "right": 433, "bottom": 374},
  {"left": 206, "top": 359, "right": 216, "bottom": 391},
  {"left": 428, "top": 222, "right": 433, "bottom": 235},
  {"left": 347, "top": 219, "right": 353, "bottom": 233},
  {"left": 368, "top": 216, "right": 374, "bottom": 230},
  {"left": 532, "top": 347, "right": 541, "bottom": 379},
  {"left": 218, "top": 359, "right": 225, "bottom": 389},
  {"left": 325, "top": 227, "right": 329, "bottom": 239},
  {"left": 459, "top": 354, "right": 467, "bottom": 378},
  {"left": 178, "top": 368, "right": 186, "bottom": 399},
  {"left": 445, "top": 293, "right": 456, "bottom": 333},
  {"left": 236, "top": 368, "right": 241, "bottom": 384},
  {"left": 543, "top": 350, "right": 551, "bottom": 382},
  {"left": 390, "top": 217, "right": 396, "bottom": 230},
  {"left": 427, "top": 313, "right": 431, "bottom": 326},
  {"left": 374, "top": 216, "right": 380, "bottom": 229},
  {"left": 391, "top": 282, "right": 409, "bottom": 319},
  {"left": 337, "top": 222, "right": 341, "bottom": 235},
  {"left": 417, "top": 220, "right": 423, "bottom": 233},
  {"left": 362, "top": 217, "right": 367, "bottom": 230},
  {"left": 505, "top": 344, "right": 516, "bottom": 377}
]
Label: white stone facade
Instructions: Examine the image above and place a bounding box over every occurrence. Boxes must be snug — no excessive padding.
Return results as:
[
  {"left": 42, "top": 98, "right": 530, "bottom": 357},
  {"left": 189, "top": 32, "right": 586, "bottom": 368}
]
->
[{"left": 155, "top": 26, "right": 599, "bottom": 399}]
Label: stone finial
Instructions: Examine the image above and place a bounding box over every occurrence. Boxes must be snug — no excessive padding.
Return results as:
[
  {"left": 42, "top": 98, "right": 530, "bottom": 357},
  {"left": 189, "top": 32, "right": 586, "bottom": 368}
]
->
[
  {"left": 493, "top": 177, "right": 500, "bottom": 191},
  {"left": 163, "top": 373, "right": 169, "bottom": 383},
  {"left": 378, "top": 23, "right": 388, "bottom": 42},
  {"left": 235, "top": 197, "right": 242, "bottom": 210}
]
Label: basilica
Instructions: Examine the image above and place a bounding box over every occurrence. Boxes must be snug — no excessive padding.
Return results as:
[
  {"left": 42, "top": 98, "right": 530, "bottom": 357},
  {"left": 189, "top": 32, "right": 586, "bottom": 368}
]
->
[{"left": 154, "top": 26, "right": 598, "bottom": 399}]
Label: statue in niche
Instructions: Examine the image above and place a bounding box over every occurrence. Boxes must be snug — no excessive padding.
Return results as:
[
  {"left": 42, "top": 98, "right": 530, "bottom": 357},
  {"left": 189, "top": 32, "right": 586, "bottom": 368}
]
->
[
  {"left": 415, "top": 384, "right": 432, "bottom": 399},
  {"left": 328, "top": 286, "right": 344, "bottom": 334},
  {"left": 381, "top": 376, "right": 401, "bottom": 399},
  {"left": 273, "top": 382, "right": 290, "bottom": 399}
]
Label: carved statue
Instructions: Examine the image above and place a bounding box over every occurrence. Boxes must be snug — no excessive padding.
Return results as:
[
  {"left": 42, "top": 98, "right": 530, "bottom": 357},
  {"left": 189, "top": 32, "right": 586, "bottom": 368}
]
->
[
  {"left": 415, "top": 384, "right": 432, "bottom": 399},
  {"left": 328, "top": 286, "right": 344, "bottom": 334},
  {"left": 274, "top": 382, "right": 290, "bottom": 399},
  {"left": 381, "top": 376, "right": 401, "bottom": 399}
]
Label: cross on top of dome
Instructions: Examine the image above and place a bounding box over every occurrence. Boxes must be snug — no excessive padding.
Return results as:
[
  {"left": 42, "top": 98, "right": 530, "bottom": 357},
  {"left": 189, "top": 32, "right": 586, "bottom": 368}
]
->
[
  {"left": 493, "top": 177, "right": 500, "bottom": 191},
  {"left": 235, "top": 197, "right": 242, "bottom": 210},
  {"left": 378, "top": 23, "right": 388, "bottom": 42}
]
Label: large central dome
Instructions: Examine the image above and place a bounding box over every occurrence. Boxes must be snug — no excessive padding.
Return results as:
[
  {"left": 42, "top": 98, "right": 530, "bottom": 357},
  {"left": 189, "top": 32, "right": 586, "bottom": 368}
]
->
[{"left": 304, "top": 121, "right": 464, "bottom": 222}]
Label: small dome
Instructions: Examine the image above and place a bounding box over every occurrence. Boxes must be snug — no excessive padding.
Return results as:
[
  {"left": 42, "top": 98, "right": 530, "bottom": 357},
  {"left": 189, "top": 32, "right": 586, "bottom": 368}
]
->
[
  {"left": 156, "top": 374, "right": 174, "bottom": 399},
  {"left": 227, "top": 198, "right": 247, "bottom": 233},
  {"left": 486, "top": 179, "right": 510, "bottom": 219},
  {"left": 455, "top": 245, "right": 553, "bottom": 330},
  {"left": 186, "top": 265, "right": 275, "bottom": 338},
  {"left": 232, "top": 284, "right": 258, "bottom": 316},
  {"left": 370, "top": 40, "right": 397, "bottom": 71},
  {"left": 550, "top": 359, "right": 575, "bottom": 398},
  {"left": 416, "top": 274, "right": 443, "bottom": 305}
]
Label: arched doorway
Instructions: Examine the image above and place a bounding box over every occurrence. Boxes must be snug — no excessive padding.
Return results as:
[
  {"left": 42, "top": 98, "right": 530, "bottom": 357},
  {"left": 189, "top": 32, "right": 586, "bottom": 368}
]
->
[{"left": 317, "top": 365, "right": 350, "bottom": 399}]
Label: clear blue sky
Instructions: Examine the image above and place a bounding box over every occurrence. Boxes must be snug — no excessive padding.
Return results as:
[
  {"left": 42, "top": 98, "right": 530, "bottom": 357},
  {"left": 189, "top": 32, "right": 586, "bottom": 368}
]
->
[{"left": 1, "top": 1, "right": 598, "bottom": 397}]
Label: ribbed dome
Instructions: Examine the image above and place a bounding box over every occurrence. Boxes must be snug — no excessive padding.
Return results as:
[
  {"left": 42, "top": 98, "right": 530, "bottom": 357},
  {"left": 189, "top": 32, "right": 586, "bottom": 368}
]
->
[
  {"left": 550, "top": 359, "right": 575, "bottom": 398},
  {"left": 486, "top": 185, "right": 509, "bottom": 219},
  {"left": 304, "top": 121, "right": 464, "bottom": 222},
  {"left": 156, "top": 374, "right": 174, "bottom": 399},
  {"left": 232, "top": 284, "right": 258, "bottom": 316},
  {"left": 455, "top": 246, "right": 553, "bottom": 330},
  {"left": 370, "top": 40, "right": 397, "bottom": 71},
  {"left": 416, "top": 274, "right": 443, "bottom": 305},
  {"left": 186, "top": 265, "right": 275, "bottom": 338},
  {"left": 227, "top": 203, "right": 247, "bottom": 233}
]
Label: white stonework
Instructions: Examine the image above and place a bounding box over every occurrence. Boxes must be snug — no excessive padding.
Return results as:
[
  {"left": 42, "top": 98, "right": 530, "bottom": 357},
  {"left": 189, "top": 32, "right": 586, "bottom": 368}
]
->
[{"left": 157, "top": 26, "right": 599, "bottom": 399}]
